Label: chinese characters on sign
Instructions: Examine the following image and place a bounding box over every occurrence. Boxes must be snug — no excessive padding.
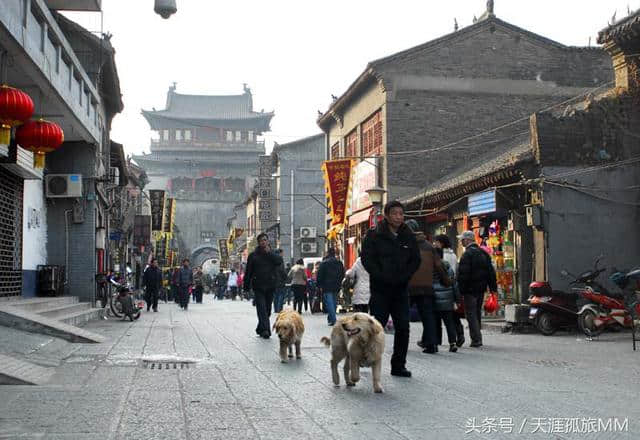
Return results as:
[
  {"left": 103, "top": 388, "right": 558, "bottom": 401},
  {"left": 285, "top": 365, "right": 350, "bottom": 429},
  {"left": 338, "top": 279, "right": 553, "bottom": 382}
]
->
[
  {"left": 163, "top": 198, "right": 175, "bottom": 233},
  {"left": 218, "top": 239, "right": 229, "bottom": 270},
  {"left": 201, "top": 231, "right": 216, "bottom": 243},
  {"left": 133, "top": 215, "right": 151, "bottom": 247},
  {"left": 258, "top": 155, "right": 275, "bottom": 223},
  {"left": 350, "top": 157, "right": 378, "bottom": 213},
  {"left": 149, "top": 190, "right": 165, "bottom": 231},
  {"left": 322, "top": 159, "right": 354, "bottom": 227}
]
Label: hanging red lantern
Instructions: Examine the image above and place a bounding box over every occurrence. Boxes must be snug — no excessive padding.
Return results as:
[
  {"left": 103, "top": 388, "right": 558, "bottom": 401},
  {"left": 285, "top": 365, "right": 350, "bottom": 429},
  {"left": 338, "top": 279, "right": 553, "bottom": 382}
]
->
[
  {"left": 15, "top": 119, "right": 64, "bottom": 169},
  {"left": 0, "top": 85, "right": 35, "bottom": 145}
]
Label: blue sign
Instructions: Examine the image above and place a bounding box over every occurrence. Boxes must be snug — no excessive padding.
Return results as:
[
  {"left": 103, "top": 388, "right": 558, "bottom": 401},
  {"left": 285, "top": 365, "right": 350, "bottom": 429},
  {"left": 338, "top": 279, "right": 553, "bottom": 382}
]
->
[
  {"left": 468, "top": 190, "right": 496, "bottom": 216},
  {"left": 109, "top": 231, "right": 122, "bottom": 241}
]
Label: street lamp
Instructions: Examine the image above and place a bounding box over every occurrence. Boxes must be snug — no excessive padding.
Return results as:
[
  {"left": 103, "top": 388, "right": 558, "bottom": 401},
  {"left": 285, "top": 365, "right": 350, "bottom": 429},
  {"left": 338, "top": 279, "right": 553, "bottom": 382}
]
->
[
  {"left": 366, "top": 186, "right": 386, "bottom": 206},
  {"left": 154, "top": 0, "right": 177, "bottom": 19}
]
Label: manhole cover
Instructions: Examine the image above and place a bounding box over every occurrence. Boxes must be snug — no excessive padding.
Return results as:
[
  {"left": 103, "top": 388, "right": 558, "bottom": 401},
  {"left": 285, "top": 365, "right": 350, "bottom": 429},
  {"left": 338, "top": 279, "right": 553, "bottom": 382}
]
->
[
  {"left": 139, "top": 356, "right": 197, "bottom": 370},
  {"left": 528, "top": 359, "right": 574, "bottom": 368}
]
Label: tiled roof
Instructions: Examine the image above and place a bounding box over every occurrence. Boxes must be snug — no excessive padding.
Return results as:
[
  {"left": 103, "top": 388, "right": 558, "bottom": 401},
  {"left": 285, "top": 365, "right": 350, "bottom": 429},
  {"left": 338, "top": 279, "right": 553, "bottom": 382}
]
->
[
  {"left": 403, "top": 135, "right": 533, "bottom": 205},
  {"left": 144, "top": 91, "right": 273, "bottom": 121},
  {"left": 598, "top": 10, "right": 640, "bottom": 44}
]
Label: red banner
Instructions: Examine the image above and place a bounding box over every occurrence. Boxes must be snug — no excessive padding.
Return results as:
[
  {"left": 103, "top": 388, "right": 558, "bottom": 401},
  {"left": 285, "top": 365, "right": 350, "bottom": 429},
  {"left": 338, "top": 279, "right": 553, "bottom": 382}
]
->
[{"left": 322, "top": 159, "right": 354, "bottom": 228}]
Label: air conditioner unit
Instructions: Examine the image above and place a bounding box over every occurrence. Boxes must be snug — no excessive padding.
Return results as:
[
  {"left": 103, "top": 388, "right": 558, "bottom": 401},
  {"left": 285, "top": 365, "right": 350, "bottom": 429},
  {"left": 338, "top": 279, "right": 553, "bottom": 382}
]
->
[
  {"left": 109, "top": 167, "right": 120, "bottom": 186},
  {"left": 301, "top": 242, "right": 317, "bottom": 254},
  {"left": 299, "top": 227, "right": 317, "bottom": 238},
  {"left": 45, "top": 174, "right": 83, "bottom": 198}
]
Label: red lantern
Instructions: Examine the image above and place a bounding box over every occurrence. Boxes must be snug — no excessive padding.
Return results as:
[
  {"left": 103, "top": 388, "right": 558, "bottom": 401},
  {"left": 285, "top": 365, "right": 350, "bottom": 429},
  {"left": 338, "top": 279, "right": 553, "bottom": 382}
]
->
[
  {"left": 0, "top": 85, "right": 35, "bottom": 145},
  {"left": 15, "top": 119, "right": 64, "bottom": 169}
]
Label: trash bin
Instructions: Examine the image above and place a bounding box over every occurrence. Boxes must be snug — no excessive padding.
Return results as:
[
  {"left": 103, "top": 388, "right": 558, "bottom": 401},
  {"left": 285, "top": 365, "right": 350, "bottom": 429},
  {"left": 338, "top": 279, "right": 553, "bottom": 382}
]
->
[{"left": 37, "top": 265, "right": 65, "bottom": 296}]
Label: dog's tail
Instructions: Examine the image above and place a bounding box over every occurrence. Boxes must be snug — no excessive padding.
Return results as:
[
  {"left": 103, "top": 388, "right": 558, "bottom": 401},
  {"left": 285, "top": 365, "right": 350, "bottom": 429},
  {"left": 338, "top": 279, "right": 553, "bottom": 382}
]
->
[{"left": 320, "top": 336, "right": 331, "bottom": 347}]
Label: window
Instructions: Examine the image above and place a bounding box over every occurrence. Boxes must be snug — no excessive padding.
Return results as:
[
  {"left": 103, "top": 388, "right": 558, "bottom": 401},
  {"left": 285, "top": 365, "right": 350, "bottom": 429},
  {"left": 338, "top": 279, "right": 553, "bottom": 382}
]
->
[
  {"left": 330, "top": 142, "right": 340, "bottom": 159},
  {"left": 361, "top": 110, "right": 383, "bottom": 156},
  {"left": 345, "top": 130, "right": 358, "bottom": 158},
  {"left": 175, "top": 129, "right": 182, "bottom": 141},
  {"left": 163, "top": 129, "right": 169, "bottom": 141},
  {"left": 184, "top": 129, "right": 191, "bottom": 141},
  {"left": 248, "top": 131, "right": 254, "bottom": 142},
  {"left": 226, "top": 131, "right": 233, "bottom": 142},
  {"left": 235, "top": 131, "right": 241, "bottom": 142}
]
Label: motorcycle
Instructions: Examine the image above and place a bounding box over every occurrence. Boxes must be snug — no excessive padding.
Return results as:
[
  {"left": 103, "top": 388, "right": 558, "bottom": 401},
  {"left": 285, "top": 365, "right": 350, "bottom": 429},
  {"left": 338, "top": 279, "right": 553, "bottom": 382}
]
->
[
  {"left": 527, "top": 281, "right": 579, "bottom": 335},
  {"left": 108, "top": 276, "right": 143, "bottom": 320}
]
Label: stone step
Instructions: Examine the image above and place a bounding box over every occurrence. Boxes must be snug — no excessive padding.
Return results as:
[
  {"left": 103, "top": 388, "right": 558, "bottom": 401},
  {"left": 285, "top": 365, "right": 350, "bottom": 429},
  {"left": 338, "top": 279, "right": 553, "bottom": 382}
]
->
[
  {"left": 3, "top": 296, "right": 78, "bottom": 313},
  {"left": 0, "top": 306, "right": 105, "bottom": 343},
  {"left": 58, "top": 307, "right": 106, "bottom": 327},
  {"left": 0, "top": 354, "right": 54, "bottom": 385},
  {"left": 38, "top": 302, "right": 91, "bottom": 319}
]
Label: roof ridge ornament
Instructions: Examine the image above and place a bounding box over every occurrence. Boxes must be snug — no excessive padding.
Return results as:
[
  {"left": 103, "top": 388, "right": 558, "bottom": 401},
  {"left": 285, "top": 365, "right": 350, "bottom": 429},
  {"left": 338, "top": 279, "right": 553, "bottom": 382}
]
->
[{"left": 487, "top": 0, "right": 494, "bottom": 16}]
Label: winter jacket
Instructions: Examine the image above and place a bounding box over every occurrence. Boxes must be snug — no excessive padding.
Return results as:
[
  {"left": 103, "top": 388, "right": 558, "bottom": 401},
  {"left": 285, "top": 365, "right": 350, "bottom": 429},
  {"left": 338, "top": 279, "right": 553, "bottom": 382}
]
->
[
  {"left": 442, "top": 248, "right": 458, "bottom": 277},
  {"left": 243, "top": 248, "right": 283, "bottom": 291},
  {"left": 275, "top": 262, "right": 288, "bottom": 288},
  {"left": 317, "top": 256, "right": 345, "bottom": 293},
  {"left": 214, "top": 272, "right": 227, "bottom": 287},
  {"left": 227, "top": 272, "right": 238, "bottom": 288},
  {"left": 457, "top": 243, "right": 497, "bottom": 297},
  {"left": 408, "top": 233, "right": 448, "bottom": 295},
  {"left": 434, "top": 262, "right": 459, "bottom": 311},
  {"left": 288, "top": 264, "right": 308, "bottom": 286},
  {"left": 143, "top": 266, "right": 163, "bottom": 292},
  {"left": 193, "top": 271, "right": 204, "bottom": 287},
  {"left": 178, "top": 266, "right": 193, "bottom": 286},
  {"left": 361, "top": 220, "right": 421, "bottom": 288},
  {"left": 345, "top": 257, "right": 370, "bottom": 305}
]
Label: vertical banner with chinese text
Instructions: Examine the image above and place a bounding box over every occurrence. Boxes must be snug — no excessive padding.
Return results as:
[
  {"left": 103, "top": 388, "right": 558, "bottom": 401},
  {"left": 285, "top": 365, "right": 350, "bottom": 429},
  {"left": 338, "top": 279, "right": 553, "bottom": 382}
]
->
[
  {"left": 321, "top": 159, "right": 355, "bottom": 229},
  {"left": 149, "top": 190, "right": 166, "bottom": 231},
  {"left": 218, "top": 239, "right": 229, "bottom": 270}
]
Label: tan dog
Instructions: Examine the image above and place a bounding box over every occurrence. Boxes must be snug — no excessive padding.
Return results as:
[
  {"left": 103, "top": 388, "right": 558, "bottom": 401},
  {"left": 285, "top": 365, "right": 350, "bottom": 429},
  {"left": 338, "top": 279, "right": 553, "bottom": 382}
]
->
[
  {"left": 273, "top": 309, "right": 305, "bottom": 363},
  {"left": 320, "top": 312, "right": 385, "bottom": 393}
]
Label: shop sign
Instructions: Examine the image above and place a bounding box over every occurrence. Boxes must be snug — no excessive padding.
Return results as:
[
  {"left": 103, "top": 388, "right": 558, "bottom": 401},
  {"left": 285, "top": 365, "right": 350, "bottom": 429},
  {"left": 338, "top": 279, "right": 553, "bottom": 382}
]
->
[
  {"left": 218, "top": 239, "right": 229, "bottom": 269},
  {"left": 468, "top": 190, "right": 496, "bottom": 216},
  {"left": 109, "top": 230, "right": 122, "bottom": 241},
  {"left": 350, "top": 158, "right": 378, "bottom": 214},
  {"left": 322, "top": 159, "right": 355, "bottom": 227},
  {"left": 149, "top": 190, "right": 165, "bottom": 231},
  {"left": 163, "top": 198, "right": 175, "bottom": 233},
  {"left": 201, "top": 231, "right": 216, "bottom": 242},
  {"left": 258, "top": 155, "right": 275, "bottom": 223},
  {"left": 133, "top": 215, "right": 151, "bottom": 246}
]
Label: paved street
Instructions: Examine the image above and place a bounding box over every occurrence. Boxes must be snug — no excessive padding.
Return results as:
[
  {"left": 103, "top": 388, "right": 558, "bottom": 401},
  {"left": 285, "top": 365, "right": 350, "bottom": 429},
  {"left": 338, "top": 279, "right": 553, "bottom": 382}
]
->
[{"left": 1, "top": 298, "right": 639, "bottom": 440}]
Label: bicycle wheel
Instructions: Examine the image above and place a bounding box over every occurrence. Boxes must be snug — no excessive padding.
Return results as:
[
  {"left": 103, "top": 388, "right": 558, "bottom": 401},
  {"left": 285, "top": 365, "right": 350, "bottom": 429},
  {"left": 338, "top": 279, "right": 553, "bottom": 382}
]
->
[
  {"left": 97, "top": 284, "right": 108, "bottom": 308},
  {"left": 109, "top": 293, "right": 123, "bottom": 318}
]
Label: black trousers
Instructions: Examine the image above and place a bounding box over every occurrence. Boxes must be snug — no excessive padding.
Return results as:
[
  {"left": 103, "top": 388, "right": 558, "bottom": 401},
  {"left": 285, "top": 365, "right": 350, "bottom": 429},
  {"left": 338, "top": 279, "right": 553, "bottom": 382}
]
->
[
  {"left": 292, "top": 285, "right": 307, "bottom": 313},
  {"left": 410, "top": 292, "right": 438, "bottom": 347},
  {"left": 369, "top": 286, "right": 410, "bottom": 371},
  {"left": 353, "top": 304, "right": 369, "bottom": 313},
  {"left": 463, "top": 294, "right": 483, "bottom": 344},
  {"left": 453, "top": 311, "right": 465, "bottom": 342},
  {"left": 195, "top": 285, "right": 203, "bottom": 303},
  {"left": 254, "top": 288, "right": 274, "bottom": 335},
  {"left": 179, "top": 285, "right": 190, "bottom": 309},
  {"left": 436, "top": 310, "right": 458, "bottom": 345},
  {"left": 146, "top": 289, "right": 159, "bottom": 311}
]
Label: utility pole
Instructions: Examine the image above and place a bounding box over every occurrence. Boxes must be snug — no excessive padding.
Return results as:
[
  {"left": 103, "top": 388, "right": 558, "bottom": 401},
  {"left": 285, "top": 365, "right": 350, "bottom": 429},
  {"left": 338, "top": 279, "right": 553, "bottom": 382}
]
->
[{"left": 290, "top": 169, "right": 294, "bottom": 264}]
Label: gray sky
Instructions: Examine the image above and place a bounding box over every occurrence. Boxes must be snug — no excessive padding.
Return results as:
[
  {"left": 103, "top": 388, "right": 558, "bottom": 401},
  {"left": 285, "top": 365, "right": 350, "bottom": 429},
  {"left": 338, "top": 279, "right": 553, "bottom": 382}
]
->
[{"left": 65, "top": 0, "right": 635, "bottom": 157}]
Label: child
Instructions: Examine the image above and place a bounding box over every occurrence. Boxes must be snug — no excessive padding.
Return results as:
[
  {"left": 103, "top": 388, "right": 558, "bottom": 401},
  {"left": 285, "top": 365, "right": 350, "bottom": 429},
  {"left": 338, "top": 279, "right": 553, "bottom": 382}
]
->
[{"left": 117, "top": 287, "right": 136, "bottom": 321}]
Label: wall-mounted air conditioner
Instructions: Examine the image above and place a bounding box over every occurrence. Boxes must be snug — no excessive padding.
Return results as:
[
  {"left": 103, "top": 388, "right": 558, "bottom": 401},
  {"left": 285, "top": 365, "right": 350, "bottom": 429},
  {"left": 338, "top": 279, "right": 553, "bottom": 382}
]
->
[
  {"left": 45, "top": 174, "right": 83, "bottom": 198},
  {"left": 299, "top": 227, "right": 317, "bottom": 238},
  {"left": 301, "top": 242, "right": 317, "bottom": 254}
]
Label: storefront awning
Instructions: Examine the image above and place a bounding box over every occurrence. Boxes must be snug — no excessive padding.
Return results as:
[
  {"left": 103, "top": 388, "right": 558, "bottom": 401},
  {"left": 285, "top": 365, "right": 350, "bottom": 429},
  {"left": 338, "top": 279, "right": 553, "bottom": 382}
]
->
[{"left": 348, "top": 208, "right": 372, "bottom": 226}]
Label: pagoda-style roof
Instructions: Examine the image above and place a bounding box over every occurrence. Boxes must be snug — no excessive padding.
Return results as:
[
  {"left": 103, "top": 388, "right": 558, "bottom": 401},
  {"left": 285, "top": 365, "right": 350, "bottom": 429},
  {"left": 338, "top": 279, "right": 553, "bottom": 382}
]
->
[
  {"left": 141, "top": 84, "right": 274, "bottom": 131},
  {"left": 598, "top": 9, "right": 640, "bottom": 45}
]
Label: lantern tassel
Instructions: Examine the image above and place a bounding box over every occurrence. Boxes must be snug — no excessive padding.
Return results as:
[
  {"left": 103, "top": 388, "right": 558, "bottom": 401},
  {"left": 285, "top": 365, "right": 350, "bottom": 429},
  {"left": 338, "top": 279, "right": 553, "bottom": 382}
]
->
[
  {"left": 33, "top": 152, "right": 46, "bottom": 169},
  {"left": 0, "top": 126, "right": 10, "bottom": 145}
]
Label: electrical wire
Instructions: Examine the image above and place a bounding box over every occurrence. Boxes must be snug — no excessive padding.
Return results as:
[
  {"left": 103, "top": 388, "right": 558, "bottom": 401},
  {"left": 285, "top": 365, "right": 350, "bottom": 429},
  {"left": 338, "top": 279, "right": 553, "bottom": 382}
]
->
[{"left": 544, "top": 181, "right": 640, "bottom": 207}]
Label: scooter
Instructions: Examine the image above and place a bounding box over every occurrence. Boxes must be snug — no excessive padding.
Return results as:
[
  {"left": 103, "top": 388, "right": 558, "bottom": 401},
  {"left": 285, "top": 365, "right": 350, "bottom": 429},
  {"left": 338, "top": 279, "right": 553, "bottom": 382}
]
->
[
  {"left": 528, "top": 281, "right": 579, "bottom": 335},
  {"left": 577, "top": 267, "right": 640, "bottom": 340}
]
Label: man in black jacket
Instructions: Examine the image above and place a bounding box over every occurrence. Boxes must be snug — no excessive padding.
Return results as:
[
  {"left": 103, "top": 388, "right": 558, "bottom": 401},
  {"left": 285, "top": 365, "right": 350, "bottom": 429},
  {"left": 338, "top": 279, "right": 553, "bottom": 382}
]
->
[
  {"left": 243, "top": 233, "right": 284, "bottom": 338},
  {"left": 362, "top": 200, "right": 421, "bottom": 378},
  {"left": 456, "top": 230, "right": 498, "bottom": 348},
  {"left": 143, "top": 258, "right": 163, "bottom": 312},
  {"left": 317, "top": 248, "right": 345, "bottom": 326}
]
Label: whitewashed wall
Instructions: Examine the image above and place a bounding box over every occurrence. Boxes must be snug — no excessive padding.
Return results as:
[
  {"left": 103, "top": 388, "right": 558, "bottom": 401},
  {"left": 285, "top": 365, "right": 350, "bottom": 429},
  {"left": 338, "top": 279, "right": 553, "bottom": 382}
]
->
[{"left": 22, "top": 180, "right": 47, "bottom": 296}]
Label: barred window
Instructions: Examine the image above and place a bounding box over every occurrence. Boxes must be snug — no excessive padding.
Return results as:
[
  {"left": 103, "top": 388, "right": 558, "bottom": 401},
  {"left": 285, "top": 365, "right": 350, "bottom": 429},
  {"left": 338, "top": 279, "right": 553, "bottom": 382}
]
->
[
  {"left": 361, "top": 110, "right": 382, "bottom": 156},
  {"left": 345, "top": 130, "right": 358, "bottom": 158},
  {"left": 330, "top": 142, "right": 340, "bottom": 159}
]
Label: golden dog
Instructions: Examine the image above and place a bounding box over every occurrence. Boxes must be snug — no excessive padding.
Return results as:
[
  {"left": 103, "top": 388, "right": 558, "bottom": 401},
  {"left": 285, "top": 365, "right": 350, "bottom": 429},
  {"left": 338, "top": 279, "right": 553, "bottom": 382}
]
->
[
  {"left": 273, "top": 309, "right": 305, "bottom": 363},
  {"left": 320, "top": 312, "right": 385, "bottom": 393}
]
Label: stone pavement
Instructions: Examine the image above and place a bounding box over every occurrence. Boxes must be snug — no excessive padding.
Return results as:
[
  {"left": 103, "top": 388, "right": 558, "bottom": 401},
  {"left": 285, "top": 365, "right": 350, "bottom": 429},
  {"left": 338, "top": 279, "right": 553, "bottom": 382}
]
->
[{"left": 1, "top": 297, "right": 639, "bottom": 440}]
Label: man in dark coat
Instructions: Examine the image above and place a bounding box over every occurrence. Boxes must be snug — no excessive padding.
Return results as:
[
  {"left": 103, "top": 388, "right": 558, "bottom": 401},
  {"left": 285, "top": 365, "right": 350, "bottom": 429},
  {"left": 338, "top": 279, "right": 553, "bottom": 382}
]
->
[
  {"left": 316, "top": 248, "right": 345, "bottom": 326},
  {"left": 456, "top": 230, "right": 497, "bottom": 347},
  {"left": 214, "top": 269, "right": 227, "bottom": 300},
  {"left": 143, "top": 258, "right": 163, "bottom": 312},
  {"left": 362, "top": 200, "right": 421, "bottom": 378},
  {"left": 178, "top": 259, "right": 193, "bottom": 310},
  {"left": 243, "top": 233, "right": 283, "bottom": 338}
]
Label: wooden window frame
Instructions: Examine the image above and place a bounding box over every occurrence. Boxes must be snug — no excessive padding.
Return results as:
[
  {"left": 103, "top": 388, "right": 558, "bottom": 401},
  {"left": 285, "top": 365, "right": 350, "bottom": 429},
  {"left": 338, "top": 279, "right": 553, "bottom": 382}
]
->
[{"left": 361, "top": 110, "right": 382, "bottom": 156}]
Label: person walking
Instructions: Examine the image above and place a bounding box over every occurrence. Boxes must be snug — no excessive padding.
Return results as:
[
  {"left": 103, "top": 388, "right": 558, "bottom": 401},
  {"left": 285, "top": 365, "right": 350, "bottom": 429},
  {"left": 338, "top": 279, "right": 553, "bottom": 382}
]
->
[
  {"left": 434, "top": 234, "right": 464, "bottom": 347},
  {"left": 316, "top": 248, "right": 345, "bottom": 326},
  {"left": 273, "top": 249, "right": 288, "bottom": 313},
  {"left": 227, "top": 269, "right": 239, "bottom": 300},
  {"left": 288, "top": 259, "right": 308, "bottom": 314},
  {"left": 214, "top": 269, "right": 227, "bottom": 300},
  {"left": 433, "top": 250, "right": 459, "bottom": 352},
  {"left": 172, "top": 267, "right": 180, "bottom": 304},
  {"left": 143, "top": 258, "right": 163, "bottom": 312},
  {"left": 193, "top": 267, "right": 204, "bottom": 304},
  {"left": 243, "top": 233, "right": 283, "bottom": 338},
  {"left": 362, "top": 200, "right": 420, "bottom": 377},
  {"left": 344, "top": 255, "right": 370, "bottom": 313},
  {"left": 178, "top": 259, "right": 193, "bottom": 310},
  {"left": 406, "top": 220, "right": 449, "bottom": 354},
  {"left": 456, "top": 230, "right": 498, "bottom": 348}
]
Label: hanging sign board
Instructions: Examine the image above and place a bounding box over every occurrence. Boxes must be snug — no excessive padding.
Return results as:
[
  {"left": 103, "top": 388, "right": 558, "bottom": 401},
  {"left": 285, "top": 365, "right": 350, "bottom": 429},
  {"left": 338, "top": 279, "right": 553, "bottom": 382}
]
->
[
  {"left": 149, "top": 190, "right": 166, "bottom": 231},
  {"left": 468, "top": 190, "right": 496, "bottom": 216},
  {"left": 322, "top": 159, "right": 354, "bottom": 228}
]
